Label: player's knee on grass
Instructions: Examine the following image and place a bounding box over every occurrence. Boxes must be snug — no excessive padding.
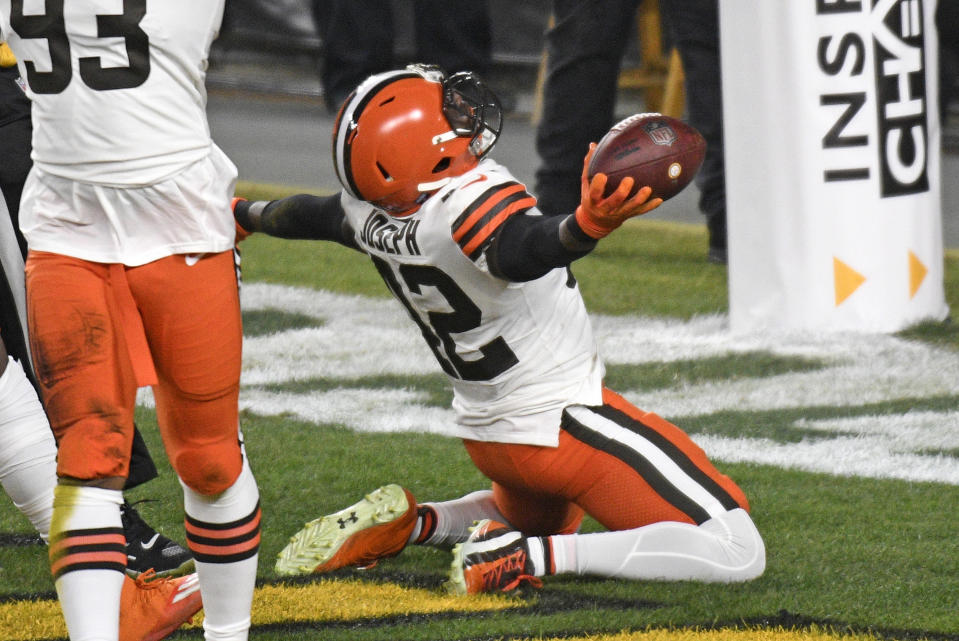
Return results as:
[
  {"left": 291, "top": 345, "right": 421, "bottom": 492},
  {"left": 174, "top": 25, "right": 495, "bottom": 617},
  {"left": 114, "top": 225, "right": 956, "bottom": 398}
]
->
[
  {"left": 492, "top": 484, "right": 585, "bottom": 536},
  {"left": 172, "top": 443, "right": 242, "bottom": 495},
  {"left": 712, "top": 508, "right": 765, "bottom": 581}
]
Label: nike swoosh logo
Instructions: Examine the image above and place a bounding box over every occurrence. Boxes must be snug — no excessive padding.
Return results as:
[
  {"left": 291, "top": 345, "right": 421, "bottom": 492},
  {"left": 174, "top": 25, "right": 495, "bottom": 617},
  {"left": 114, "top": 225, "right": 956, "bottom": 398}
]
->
[
  {"left": 139, "top": 533, "right": 161, "bottom": 550},
  {"left": 462, "top": 174, "right": 488, "bottom": 189},
  {"left": 184, "top": 254, "right": 202, "bottom": 266}
]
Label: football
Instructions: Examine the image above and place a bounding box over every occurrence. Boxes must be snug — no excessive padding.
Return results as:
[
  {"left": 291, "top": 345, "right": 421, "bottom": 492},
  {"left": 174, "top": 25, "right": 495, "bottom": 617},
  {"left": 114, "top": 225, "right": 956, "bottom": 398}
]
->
[{"left": 588, "top": 113, "right": 706, "bottom": 201}]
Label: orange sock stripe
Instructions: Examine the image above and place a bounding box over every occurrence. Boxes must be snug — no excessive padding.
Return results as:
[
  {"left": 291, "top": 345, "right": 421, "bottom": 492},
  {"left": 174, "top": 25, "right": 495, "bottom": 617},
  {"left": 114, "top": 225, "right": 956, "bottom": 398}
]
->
[
  {"left": 50, "top": 550, "right": 128, "bottom": 578},
  {"left": 48, "top": 527, "right": 126, "bottom": 579},
  {"left": 185, "top": 503, "right": 261, "bottom": 564},
  {"left": 184, "top": 508, "right": 261, "bottom": 540},
  {"left": 49, "top": 530, "right": 125, "bottom": 555},
  {"left": 414, "top": 506, "right": 437, "bottom": 545},
  {"left": 187, "top": 531, "right": 261, "bottom": 559}
]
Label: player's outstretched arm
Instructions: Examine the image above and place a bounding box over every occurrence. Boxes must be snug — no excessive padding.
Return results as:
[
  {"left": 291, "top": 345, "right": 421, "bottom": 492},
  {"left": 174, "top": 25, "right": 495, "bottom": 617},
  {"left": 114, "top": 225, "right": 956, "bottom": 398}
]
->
[
  {"left": 233, "top": 194, "right": 358, "bottom": 249},
  {"left": 573, "top": 144, "right": 663, "bottom": 239}
]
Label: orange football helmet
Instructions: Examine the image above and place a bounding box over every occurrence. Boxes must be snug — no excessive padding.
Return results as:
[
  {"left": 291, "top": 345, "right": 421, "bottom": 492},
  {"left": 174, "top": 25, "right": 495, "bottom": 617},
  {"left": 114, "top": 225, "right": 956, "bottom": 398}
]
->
[{"left": 332, "top": 64, "right": 502, "bottom": 215}]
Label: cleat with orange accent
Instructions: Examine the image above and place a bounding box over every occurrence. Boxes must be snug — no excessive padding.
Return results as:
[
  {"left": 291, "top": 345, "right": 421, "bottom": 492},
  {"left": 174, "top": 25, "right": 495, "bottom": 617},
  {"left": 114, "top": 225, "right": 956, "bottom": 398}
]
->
[
  {"left": 275, "top": 484, "right": 417, "bottom": 576},
  {"left": 119, "top": 570, "right": 202, "bottom": 641},
  {"left": 445, "top": 519, "right": 542, "bottom": 595}
]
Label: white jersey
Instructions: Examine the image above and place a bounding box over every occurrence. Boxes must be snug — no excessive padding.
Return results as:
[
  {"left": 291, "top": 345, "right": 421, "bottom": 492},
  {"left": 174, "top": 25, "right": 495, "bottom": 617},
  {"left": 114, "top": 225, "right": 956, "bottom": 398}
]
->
[
  {"left": 0, "top": 1, "right": 237, "bottom": 265},
  {"left": 0, "top": 0, "right": 222, "bottom": 185},
  {"left": 341, "top": 158, "right": 604, "bottom": 447}
]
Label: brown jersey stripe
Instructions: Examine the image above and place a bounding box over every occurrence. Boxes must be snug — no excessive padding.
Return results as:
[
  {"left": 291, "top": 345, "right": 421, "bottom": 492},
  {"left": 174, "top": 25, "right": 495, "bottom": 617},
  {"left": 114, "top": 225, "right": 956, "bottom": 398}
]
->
[
  {"left": 460, "top": 194, "right": 538, "bottom": 259},
  {"left": 451, "top": 182, "right": 528, "bottom": 241}
]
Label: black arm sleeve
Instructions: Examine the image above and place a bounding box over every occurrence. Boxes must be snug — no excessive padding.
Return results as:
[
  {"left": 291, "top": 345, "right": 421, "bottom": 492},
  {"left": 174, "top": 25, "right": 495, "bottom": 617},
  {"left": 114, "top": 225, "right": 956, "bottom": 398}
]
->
[
  {"left": 487, "top": 212, "right": 598, "bottom": 282},
  {"left": 235, "top": 193, "right": 359, "bottom": 250}
]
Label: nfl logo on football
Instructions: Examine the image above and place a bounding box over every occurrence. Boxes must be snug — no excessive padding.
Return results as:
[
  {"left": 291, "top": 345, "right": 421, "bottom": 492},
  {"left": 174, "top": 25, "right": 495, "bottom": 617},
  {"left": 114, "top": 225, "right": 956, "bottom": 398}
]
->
[{"left": 643, "top": 121, "right": 678, "bottom": 146}]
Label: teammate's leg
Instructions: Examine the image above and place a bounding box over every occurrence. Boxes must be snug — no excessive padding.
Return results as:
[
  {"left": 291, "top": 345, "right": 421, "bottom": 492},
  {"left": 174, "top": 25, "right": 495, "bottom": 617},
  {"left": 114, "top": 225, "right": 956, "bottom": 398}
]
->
[
  {"left": 0, "top": 343, "right": 55, "bottom": 540},
  {"left": 132, "top": 251, "right": 259, "bottom": 641},
  {"left": 10, "top": 252, "right": 200, "bottom": 641},
  {"left": 26, "top": 251, "right": 136, "bottom": 640}
]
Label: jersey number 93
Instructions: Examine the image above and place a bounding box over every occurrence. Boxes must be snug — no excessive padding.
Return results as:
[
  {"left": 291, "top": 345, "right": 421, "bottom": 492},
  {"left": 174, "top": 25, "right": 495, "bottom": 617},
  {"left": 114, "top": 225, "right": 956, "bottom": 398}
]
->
[{"left": 10, "top": 0, "right": 149, "bottom": 94}]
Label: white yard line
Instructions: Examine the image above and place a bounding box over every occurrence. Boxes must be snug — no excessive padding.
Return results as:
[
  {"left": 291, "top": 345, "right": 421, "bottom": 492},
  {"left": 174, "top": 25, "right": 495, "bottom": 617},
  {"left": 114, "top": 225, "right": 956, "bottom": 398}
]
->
[{"left": 139, "top": 283, "right": 959, "bottom": 485}]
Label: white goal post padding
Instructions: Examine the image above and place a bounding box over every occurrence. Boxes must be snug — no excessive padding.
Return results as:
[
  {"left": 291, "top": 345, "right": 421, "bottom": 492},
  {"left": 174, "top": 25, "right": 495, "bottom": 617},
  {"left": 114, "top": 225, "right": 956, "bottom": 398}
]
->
[{"left": 721, "top": 0, "right": 948, "bottom": 332}]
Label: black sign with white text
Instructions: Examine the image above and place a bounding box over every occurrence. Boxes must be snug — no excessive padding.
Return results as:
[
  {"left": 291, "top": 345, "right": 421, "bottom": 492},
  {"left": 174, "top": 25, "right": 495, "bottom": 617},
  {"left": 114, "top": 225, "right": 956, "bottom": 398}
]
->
[{"left": 816, "top": 0, "right": 930, "bottom": 197}]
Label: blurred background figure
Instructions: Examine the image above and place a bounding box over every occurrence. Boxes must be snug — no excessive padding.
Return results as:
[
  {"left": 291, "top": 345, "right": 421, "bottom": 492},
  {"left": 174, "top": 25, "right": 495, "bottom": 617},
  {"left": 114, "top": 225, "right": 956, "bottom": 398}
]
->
[
  {"left": 310, "top": 0, "right": 492, "bottom": 113},
  {"left": 939, "top": 0, "right": 958, "bottom": 126},
  {"left": 203, "top": 1, "right": 958, "bottom": 253},
  {"left": 0, "top": 40, "right": 30, "bottom": 259},
  {"left": 532, "top": 0, "right": 728, "bottom": 263}
]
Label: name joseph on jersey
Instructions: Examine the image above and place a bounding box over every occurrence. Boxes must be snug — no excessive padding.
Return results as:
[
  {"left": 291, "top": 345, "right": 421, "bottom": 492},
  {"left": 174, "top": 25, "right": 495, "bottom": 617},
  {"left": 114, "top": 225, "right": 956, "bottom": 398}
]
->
[{"left": 360, "top": 212, "right": 422, "bottom": 256}]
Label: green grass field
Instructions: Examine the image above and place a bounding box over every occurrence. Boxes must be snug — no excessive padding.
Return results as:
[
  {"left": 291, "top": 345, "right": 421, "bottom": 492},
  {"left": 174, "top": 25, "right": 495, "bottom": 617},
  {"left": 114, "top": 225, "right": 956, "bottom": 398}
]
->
[{"left": 0, "top": 183, "right": 957, "bottom": 641}]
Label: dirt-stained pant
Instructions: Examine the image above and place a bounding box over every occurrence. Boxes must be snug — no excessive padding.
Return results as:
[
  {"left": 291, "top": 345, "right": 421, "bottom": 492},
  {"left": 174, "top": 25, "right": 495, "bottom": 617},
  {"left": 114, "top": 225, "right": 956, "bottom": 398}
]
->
[{"left": 25, "top": 249, "right": 244, "bottom": 495}]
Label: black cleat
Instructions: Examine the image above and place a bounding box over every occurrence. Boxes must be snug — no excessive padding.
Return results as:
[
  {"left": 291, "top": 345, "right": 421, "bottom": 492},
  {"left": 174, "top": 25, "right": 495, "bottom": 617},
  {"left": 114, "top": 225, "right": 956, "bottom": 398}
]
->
[{"left": 121, "top": 500, "right": 195, "bottom": 579}]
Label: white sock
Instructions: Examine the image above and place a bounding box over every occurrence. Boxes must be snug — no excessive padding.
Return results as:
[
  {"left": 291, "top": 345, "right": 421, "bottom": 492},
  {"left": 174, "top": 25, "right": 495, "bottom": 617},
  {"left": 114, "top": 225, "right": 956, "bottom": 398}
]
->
[
  {"left": 182, "top": 456, "right": 260, "bottom": 641},
  {"left": 416, "top": 489, "right": 509, "bottom": 548},
  {"left": 525, "top": 536, "right": 548, "bottom": 576},
  {"left": 549, "top": 508, "right": 765, "bottom": 583},
  {"left": 0, "top": 356, "right": 56, "bottom": 540},
  {"left": 58, "top": 570, "right": 125, "bottom": 641},
  {"left": 50, "top": 485, "right": 125, "bottom": 641}
]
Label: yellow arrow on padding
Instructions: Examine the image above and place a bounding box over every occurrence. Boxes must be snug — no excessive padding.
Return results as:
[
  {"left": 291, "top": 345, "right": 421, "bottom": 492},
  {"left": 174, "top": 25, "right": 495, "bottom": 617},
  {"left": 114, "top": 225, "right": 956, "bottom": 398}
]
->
[
  {"left": 908, "top": 251, "right": 927, "bottom": 299},
  {"left": 833, "top": 257, "right": 866, "bottom": 306}
]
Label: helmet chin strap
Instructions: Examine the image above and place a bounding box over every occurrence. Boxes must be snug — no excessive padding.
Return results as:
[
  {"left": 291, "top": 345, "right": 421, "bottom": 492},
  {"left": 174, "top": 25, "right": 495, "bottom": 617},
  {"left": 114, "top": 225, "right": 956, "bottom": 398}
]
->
[
  {"left": 433, "top": 125, "right": 497, "bottom": 159},
  {"left": 470, "top": 127, "right": 497, "bottom": 157},
  {"left": 421, "top": 128, "right": 467, "bottom": 192}
]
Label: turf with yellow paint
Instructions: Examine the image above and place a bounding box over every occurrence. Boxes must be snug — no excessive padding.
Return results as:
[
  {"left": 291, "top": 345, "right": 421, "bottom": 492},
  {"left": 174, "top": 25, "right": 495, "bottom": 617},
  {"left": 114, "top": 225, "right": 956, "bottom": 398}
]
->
[
  {"left": 0, "top": 579, "right": 517, "bottom": 641},
  {"left": 0, "top": 581, "right": 908, "bottom": 641},
  {"left": 535, "top": 628, "right": 888, "bottom": 641}
]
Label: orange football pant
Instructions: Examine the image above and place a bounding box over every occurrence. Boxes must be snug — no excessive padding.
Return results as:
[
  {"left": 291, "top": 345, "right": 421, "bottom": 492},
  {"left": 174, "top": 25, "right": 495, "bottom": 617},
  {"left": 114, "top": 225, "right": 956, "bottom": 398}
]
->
[
  {"left": 463, "top": 388, "right": 749, "bottom": 536},
  {"left": 25, "top": 250, "right": 243, "bottom": 494}
]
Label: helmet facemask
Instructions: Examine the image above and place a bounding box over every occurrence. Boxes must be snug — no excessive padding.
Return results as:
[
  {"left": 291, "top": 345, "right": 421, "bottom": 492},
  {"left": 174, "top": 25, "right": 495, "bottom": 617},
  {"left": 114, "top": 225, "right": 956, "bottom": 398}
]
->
[{"left": 441, "top": 71, "right": 503, "bottom": 159}]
